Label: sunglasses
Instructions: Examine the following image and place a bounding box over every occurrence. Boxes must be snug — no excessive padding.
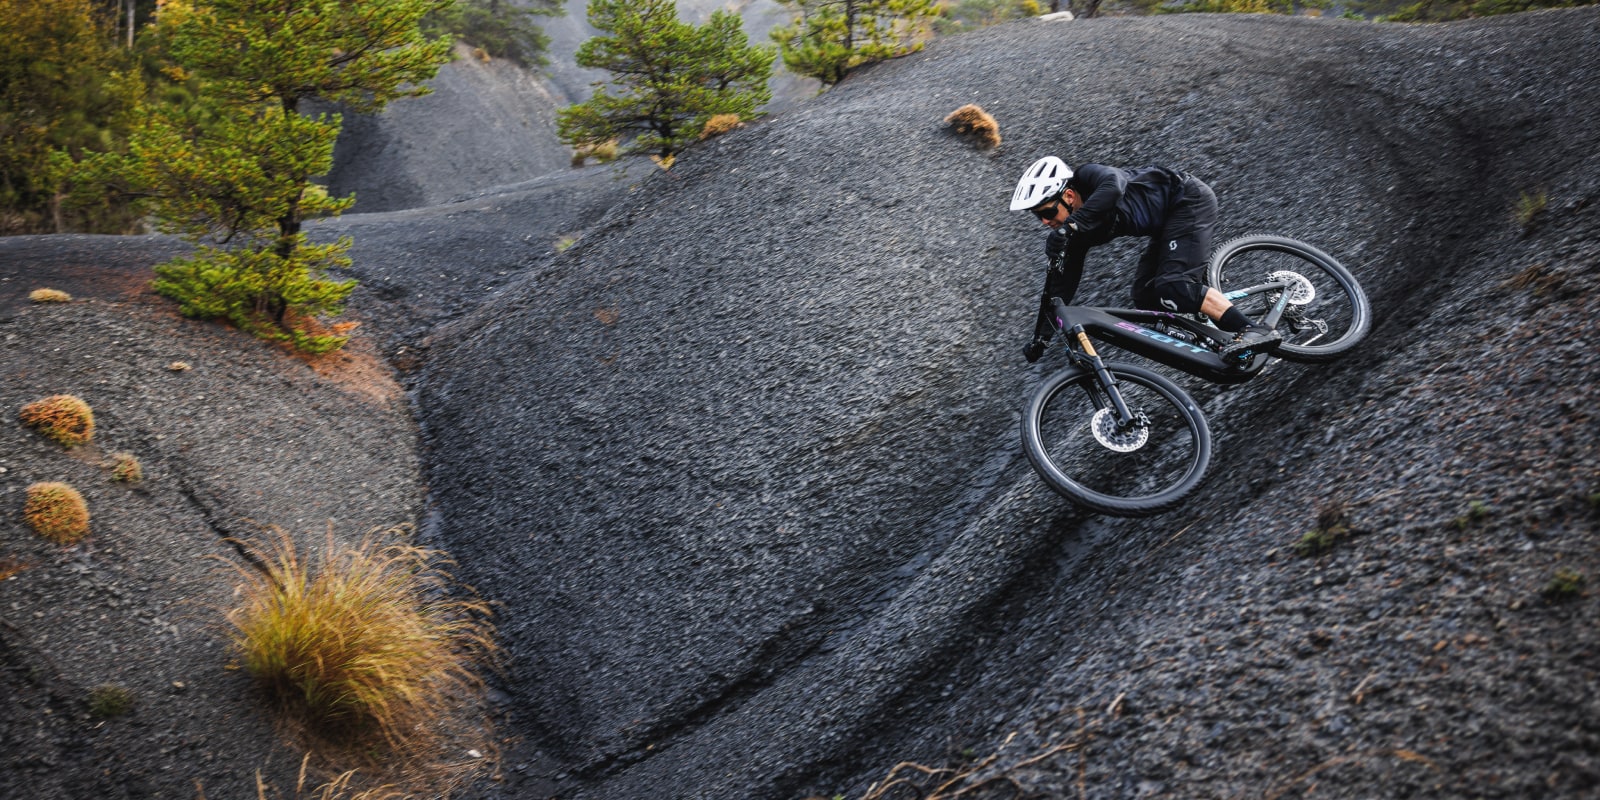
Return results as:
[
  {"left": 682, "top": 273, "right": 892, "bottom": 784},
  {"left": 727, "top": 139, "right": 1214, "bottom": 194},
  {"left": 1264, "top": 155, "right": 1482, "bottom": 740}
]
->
[{"left": 1030, "top": 198, "right": 1061, "bottom": 220}]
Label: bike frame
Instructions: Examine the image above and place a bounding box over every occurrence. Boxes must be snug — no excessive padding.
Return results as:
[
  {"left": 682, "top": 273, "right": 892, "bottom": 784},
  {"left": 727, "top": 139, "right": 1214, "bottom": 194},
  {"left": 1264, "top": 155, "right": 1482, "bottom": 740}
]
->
[{"left": 1048, "top": 275, "right": 1296, "bottom": 386}]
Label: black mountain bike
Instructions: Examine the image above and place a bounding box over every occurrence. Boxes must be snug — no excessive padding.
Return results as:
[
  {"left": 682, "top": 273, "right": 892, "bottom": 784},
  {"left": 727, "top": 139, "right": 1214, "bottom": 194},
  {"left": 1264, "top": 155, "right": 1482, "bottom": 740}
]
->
[{"left": 1021, "top": 234, "right": 1371, "bottom": 517}]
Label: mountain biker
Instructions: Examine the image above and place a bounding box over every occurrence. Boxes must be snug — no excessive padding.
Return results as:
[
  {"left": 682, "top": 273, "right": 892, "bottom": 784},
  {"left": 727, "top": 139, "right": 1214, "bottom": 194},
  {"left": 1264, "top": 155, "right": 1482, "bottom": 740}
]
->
[{"left": 1010, "top": 156, "right": 1281, "bottom": 363}]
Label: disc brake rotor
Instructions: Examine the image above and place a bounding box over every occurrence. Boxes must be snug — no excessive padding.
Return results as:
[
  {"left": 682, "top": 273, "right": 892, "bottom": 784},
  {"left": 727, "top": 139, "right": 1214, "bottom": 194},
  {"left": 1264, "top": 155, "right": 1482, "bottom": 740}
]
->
[
  {"left": 1092, "top": 407, "right": 1150, "bottom": 452},
  {"left": 1269, "top": 270, "right": 1317, "bottom": 305}
]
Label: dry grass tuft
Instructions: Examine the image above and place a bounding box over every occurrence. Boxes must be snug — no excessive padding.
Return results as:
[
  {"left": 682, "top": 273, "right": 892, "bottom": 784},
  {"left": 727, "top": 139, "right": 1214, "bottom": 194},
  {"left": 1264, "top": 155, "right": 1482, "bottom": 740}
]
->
[
  {"left": 24, "top": 482, "right": 91, "bottom": 544},
  {"left": 571, "top": 139, "right": 619, "bottom": 167},
  {"left": 0, "top": 556, "right": 31, "bottom": 581},
  {"left": 700, "top": 113, "right": 744, "bottom": 140},
  {"left": 1499, "top": 262, "right": 1567, "bottom": 297},
  {"left": 248, "top": 755, "right": 409, "bottom": 800},
  {"left": 29, "top": 288, "right": 73, "bottom": 303},
  {"left": 109, "top": 451, "right": 144, "bottom": 483},
  {"left": 944, "top": 104, "right": 1001, "bottom": 149},
  {"left": 830, "top": 730, "right": 1087, "bottom": 800},
  {"left": 224, "top": 526, "right": 498, "bottom": 792},
  {"left": 19, "top": 394, "right": 96, "bottom": 447}
]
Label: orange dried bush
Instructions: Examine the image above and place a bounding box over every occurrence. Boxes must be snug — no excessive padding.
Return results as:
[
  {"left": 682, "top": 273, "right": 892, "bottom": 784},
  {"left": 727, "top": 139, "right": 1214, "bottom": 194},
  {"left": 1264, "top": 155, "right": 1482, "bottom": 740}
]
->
[
  {"left": 19, "top": 394, "right": 95, "bottom": 447},
  {"left": 944, "top": 104, "right": 1001, "bottom": 149},
  {"left": 29, "top": 288, "right": 72, "bottom": 303},
  {"left": 700, "top": 113, "right": 744, "bottom": 140},
  {"left": 24, "top": 482, "right": 90, "bottom": 544}
]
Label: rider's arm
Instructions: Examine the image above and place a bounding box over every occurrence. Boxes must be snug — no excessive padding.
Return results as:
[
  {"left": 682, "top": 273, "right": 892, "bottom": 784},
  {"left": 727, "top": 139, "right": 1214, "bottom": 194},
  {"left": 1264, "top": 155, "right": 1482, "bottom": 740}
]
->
[
  {"left": 1033, "top": 232, "right": 1087, "bottom": 343},
  {"left": 1063, "top": 163, "right": 1126, "bottom": 235}
]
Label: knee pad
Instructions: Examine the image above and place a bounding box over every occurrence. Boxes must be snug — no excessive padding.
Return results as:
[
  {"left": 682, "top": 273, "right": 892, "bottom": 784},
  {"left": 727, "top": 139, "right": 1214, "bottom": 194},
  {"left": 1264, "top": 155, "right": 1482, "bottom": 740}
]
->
[{"left": 1152, "top": 278, "right": 1206, "bottom": 314}]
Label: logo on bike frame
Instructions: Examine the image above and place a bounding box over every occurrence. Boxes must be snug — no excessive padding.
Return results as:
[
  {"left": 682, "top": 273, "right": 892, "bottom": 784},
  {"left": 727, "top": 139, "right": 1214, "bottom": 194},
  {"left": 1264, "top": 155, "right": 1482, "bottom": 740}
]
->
[{"left": 1114, "top": 321, "right": 1212, "bottom": 356}]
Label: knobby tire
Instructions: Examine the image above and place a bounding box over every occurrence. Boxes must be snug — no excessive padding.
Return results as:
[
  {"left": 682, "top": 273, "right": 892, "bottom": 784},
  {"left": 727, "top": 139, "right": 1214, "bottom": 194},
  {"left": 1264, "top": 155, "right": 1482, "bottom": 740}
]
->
[
  {"left": 1022, "top": 362, "right": 1212, "bottom": 517},
  {"left": 1207, "top": 234, "right": 1371, "bottom": 363}
]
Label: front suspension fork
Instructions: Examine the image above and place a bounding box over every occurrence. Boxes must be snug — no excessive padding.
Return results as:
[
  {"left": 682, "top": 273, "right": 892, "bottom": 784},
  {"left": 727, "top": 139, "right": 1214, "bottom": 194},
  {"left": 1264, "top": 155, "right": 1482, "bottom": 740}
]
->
[{"left": 1068, "top": 324, "right": 1135, "bottom": 426}]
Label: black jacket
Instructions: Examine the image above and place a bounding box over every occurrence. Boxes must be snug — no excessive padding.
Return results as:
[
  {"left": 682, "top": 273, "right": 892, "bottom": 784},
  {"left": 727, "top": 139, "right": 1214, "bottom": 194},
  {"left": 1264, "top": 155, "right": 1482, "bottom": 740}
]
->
[{"left": 1034, "top": 164, "right": 1187, "bottom": 341}]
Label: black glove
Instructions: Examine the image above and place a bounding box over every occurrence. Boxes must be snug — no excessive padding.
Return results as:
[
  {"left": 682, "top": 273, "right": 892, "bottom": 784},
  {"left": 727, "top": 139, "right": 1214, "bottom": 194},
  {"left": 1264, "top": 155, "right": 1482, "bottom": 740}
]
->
[
  {"left": 1023, "top": 339, "right": 1047, "bottom": 363},
  {"left": 1045, "top": 227, "right": 1072, "bottom": 270}
]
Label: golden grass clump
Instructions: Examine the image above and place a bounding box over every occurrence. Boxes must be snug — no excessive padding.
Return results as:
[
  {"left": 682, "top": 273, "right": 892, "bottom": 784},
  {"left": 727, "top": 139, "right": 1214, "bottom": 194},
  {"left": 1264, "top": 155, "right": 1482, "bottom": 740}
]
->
[
  {"left": 19, "top": 394, "right": 95, "bottom": 447},
  {"left": 109, "top": 452, "right": 144, "bottom": 483},
  {"left": 571, "top": 139, "right": 620, "bottom": 167},
  {"left": 24, "top": 482, "right": 90, "bottom": 544},
  {"left": 700, "top": 113, "right": 744, "bottom": 140},
  {"left": 254, "top": 758, "right": 410, "bottom": 800},
  {"left": 29, "top": 288, "right": 72, "bottom": 303},
  {"left": 225, "top": 526, "right": 498, "bottom": 759},
  {"left": 944, "top": 104, "right": 1001, "bottom": 149}
]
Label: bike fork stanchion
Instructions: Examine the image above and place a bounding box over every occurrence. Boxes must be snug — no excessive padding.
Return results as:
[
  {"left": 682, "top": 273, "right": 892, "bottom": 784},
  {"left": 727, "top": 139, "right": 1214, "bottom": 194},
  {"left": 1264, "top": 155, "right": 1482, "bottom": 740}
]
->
[{"left": 1069, "top": 324, "right": 1135, "bottom": 426}]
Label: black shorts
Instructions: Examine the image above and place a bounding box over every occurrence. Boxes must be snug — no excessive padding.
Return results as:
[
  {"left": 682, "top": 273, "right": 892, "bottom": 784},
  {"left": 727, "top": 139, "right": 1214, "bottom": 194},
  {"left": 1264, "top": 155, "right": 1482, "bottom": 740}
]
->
[{"left": 1131, "top": 175, "right": 1217, "bottom": 314}]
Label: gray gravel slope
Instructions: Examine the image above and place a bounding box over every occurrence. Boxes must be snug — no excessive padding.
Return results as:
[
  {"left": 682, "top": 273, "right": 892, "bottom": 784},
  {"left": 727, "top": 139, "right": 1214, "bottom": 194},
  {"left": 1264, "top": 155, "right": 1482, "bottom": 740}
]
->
[
  {"left": 416, "top": 10, "right": 1600, "bottom": 799},
  {"left": 2, "top": 9, "right": 1596, "bottom": 800}
]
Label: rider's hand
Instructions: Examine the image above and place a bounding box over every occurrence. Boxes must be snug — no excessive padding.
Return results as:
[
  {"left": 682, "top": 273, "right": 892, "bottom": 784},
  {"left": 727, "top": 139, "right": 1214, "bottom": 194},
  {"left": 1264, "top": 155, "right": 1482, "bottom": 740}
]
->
[
  {"left": 1023, "top": 339, "right": 1047, "bottom": 363},
  {"left": 1045, "top": 227, "right": 1072, "bottom": 269}
]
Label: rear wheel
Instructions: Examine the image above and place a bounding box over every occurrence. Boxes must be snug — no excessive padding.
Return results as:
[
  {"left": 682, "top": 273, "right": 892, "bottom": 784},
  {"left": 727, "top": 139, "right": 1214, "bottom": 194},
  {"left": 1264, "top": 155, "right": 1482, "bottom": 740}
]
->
[
  {"left": 1207, "top": 234, "right": 1371, "bottom": 362},
  {"left": 1022, "top": 362, "right": 1211, "bottom": 517}
]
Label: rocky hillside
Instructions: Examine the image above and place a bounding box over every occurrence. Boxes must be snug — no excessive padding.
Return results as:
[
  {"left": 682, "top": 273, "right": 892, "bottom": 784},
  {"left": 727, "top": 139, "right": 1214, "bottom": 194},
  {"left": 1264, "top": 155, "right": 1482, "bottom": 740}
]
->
[
  {"left": 2, "top": 8, "right": 1597, "bottom": 800},
  {"left": 325, "top": 0, "right": 817, "bottom": 212},
  {"left": 417, "top": 9, "right": 1600, "bottom": 799}
]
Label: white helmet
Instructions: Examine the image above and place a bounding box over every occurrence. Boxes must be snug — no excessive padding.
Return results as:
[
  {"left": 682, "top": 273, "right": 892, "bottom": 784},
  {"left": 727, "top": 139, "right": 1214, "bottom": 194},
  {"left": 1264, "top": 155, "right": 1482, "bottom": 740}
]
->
[{"left": 1009, "top": 156, "right": 1073, "bottom": 211}]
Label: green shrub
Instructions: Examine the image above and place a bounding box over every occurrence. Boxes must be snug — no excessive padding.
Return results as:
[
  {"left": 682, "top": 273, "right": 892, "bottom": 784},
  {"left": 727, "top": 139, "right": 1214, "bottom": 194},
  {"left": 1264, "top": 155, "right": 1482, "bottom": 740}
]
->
[
  {"left": 1294, "top": 498, "right": 1350, "bottom": 557},
  {"left": 151, "top": 239, "right": 357, "bottom": 354},
  {"left": 1513, "top": 190, "right": 1548, "bottom": 232},
  {"left": 89, "top": 684, "right": 135, "bottom": 718},
  {"left": 23, "top": 482, "right": 90, "bottom": 544},
  {"left": 1293, "top": 528, "right": 1337, "bottom": 557},
  {"left": 18, "top": 394, "right": 95, "bottom": 447},
  {"left": 224, "top": 527, "right": 497, "bottom": 751},
  {"left": 1454, "top": 500, "right": 1491, "bottom": 530},
  {"left": 422, "top": 0, "right": 561, "bottom": 68},
  {"left": 1385, "top": 0, "right": 1596, "bottom": 24},
  {"left": 933, "top": 0, "right": 1040, "bottom": 35},
  {"left": 1542, "top": 569, "right": 1585, "bottom": 602}
]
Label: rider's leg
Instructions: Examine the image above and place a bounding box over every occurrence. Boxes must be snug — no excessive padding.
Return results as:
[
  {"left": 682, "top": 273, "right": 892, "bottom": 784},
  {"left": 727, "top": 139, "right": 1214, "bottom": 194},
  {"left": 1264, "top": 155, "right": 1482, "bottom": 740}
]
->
[
  {"left": 1131, "top": 244, "right": 1164, "bottom": 310},
  {"left": 1145, "top": 174, "right": 1217, "bottom": 316},
  {"left": 1201, "top": 288, "right": 1252, "bottom": 332},
  {"left": 1153, "top": 176, "right": 1275, "bottom": 353}
]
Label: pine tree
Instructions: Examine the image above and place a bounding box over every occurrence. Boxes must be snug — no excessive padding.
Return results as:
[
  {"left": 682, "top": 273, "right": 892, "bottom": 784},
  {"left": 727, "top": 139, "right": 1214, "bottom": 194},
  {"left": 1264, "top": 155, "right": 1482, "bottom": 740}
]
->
[
  {"left": 61, "top": 0, "right": 452, "bottom": 352},
  {"left": 557, "top": 0, "right": 775, "bottom": 161},
  {"left": 770, "top": 0, "right": 940, "bottom": 87},
  {"left": 0, "top": 0, "right": 143, "bottom": 233},
  {"left": 423, "top": 0, "right": 563, "bottom": 68}
]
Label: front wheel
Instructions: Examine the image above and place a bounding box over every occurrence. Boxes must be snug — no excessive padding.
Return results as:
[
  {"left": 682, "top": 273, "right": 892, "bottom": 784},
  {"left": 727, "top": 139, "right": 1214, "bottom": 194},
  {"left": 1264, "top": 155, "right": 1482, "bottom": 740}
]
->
[
  {"left": 1022, "top": 362, "right": 1212, "bottom": 517},
  {"left": 1207, "top": 234, "right": 1371, "bottom": 363}
]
